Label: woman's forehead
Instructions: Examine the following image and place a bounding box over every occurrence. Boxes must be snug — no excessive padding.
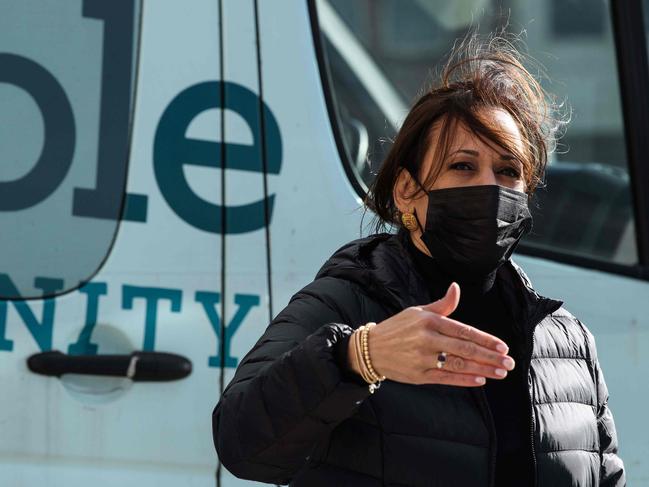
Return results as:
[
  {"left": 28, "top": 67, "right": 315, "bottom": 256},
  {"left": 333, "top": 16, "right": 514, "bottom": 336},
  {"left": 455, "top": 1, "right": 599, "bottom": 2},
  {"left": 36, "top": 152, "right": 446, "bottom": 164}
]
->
[{"left": 429, "top": 109, "right": 524, "bottom": 155}]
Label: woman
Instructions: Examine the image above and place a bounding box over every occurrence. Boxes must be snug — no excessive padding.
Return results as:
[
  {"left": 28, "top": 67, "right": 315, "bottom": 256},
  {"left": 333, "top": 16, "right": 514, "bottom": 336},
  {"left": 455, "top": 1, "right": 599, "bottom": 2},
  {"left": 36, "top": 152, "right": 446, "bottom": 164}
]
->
[{"left": 212, "top": 32, "right": 626, "bottom": 486}]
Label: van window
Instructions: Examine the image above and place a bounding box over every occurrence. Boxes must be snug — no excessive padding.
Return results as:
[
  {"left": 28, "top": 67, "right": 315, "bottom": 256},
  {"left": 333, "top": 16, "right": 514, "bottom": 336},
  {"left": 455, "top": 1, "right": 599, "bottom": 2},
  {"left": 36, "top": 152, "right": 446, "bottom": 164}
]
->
[
  {"left": 314, "top": 0, "right": 637, "bottom": 268},
  {"left": 0, "top": 1, "right": 141, "bottom": 299}
]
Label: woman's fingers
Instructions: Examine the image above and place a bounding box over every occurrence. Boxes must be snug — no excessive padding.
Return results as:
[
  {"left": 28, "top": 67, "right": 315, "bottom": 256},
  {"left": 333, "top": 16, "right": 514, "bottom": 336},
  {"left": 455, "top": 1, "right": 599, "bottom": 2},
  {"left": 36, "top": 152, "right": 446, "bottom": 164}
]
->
[
  {"left": 432, "top": 334, "right": 516, "bottom": 370},
  {"left": 426, "top": 312, "right": 509, "bottom": 353},
  {"left": 426, "top": 353, "right": 509, "bottom": 380},
  {"left": 371, "top": 303, "right": 515, "bottom": 388}
]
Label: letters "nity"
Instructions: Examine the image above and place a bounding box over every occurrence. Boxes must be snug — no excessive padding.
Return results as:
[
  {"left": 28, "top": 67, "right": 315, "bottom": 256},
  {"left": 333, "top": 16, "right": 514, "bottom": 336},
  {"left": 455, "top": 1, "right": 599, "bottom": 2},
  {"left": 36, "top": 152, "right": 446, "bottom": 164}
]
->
[{"left": 0, "top": 275, "right": 259, "bottom": 369}]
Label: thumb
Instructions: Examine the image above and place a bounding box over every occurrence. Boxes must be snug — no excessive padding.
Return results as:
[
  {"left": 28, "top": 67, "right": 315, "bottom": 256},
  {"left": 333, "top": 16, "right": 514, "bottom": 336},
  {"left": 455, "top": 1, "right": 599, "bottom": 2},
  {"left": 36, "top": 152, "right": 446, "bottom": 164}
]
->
[{"left": 420, "top": 282, "right": 460, "bottom": 317}]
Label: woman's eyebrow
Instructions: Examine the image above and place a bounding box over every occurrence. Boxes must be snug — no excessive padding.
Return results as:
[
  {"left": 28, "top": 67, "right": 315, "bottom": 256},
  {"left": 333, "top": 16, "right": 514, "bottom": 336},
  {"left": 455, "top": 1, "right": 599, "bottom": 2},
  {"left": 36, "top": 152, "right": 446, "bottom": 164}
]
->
[
  {"left": 448, "top": 149, "right": 479, "bottom": 157},
  {"left": 500, "top": 154, "right": 517, "bottom": 161},
  {"left": 448, "top": 149, "right": 519, "bottom": 161}
]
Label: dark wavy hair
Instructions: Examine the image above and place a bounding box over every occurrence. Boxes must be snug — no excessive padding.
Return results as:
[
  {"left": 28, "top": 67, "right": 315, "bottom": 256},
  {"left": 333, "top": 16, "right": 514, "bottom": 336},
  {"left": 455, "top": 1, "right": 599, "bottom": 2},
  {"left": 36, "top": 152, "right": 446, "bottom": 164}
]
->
[{"left": 361, "top": 28, "right": 569, "bottom": 235}]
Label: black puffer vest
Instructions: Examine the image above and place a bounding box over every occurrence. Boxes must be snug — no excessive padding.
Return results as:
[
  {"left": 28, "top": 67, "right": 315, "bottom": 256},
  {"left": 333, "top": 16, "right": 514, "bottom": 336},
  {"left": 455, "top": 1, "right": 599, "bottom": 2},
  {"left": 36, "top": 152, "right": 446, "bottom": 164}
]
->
[{"left": 212, "top": 231, "right": 625, "bottom": 486}]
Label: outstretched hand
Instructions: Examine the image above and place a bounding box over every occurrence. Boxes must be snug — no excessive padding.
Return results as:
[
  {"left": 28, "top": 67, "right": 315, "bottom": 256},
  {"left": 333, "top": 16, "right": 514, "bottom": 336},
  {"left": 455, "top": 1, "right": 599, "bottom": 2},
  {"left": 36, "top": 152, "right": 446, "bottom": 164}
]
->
[{"left": 348, "top": 282, "right": 515, "bottom": 387}]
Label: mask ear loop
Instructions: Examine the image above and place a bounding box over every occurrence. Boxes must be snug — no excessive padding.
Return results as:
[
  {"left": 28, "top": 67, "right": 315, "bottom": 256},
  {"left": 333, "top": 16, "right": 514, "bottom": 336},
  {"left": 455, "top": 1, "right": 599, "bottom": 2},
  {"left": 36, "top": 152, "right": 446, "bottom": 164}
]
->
[
  {"left": 408, "top": 171, "right": 427, "bottom": 235},
  {"left": 408, "top": 173, "right": 438, "bottom": 262}
]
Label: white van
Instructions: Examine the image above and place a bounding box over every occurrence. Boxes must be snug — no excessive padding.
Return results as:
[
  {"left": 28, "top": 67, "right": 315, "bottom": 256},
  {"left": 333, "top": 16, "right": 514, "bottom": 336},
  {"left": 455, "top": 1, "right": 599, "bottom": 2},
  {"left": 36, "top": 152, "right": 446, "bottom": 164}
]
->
[{"left": 1, "top": 0, "right": 647, "bottom": 485}]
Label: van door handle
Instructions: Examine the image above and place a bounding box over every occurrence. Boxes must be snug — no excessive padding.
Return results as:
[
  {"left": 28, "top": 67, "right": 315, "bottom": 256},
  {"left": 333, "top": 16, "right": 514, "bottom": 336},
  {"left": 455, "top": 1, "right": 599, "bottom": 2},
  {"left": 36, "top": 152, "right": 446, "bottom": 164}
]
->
[{"left": 27, "top": 350, "right": 192, "bottom": 382}]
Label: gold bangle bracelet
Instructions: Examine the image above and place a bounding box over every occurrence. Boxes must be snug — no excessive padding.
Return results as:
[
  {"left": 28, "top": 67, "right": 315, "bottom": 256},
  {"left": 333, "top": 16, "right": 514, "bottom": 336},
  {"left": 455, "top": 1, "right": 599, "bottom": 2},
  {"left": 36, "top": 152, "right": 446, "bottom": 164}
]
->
[
  {"left": 352, "top": 323, "right": 386, "bottom": 393},
  {"left": 350, "top": 329, "right": 365, "bottom": 381},
  {"left": 362, "top": 323, "right": 386, "bottom": 382},
  {"left": 360, "top": 326, "right": 378, "bottom": 382},
  {"left": 352, "top": 327, "right": 376, "bottom": 385},
  {"left": 355, "top": 328, "right": 375, "bottom": 384}
]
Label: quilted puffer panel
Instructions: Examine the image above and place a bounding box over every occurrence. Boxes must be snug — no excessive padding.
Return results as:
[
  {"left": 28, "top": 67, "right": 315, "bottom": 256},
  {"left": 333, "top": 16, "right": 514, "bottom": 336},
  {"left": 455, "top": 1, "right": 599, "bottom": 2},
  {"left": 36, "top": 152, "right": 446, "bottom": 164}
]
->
[
  {"left": 535, "top": 401, "right": 599, "bottom": 452},
  {"left": 533, "top": 313, "right": 594, "bottom": 359},
  {"left": 531, "top": 356, "right": 596, "bottom": 406},
  {"left": 537, "top": 450, "right": 599, "bottom": 487}
]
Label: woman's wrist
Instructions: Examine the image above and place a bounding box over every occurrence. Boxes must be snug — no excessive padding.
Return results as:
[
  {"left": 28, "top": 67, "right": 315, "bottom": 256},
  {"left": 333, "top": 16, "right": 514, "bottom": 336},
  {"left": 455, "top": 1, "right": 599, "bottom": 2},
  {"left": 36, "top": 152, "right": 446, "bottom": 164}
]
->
[{"left": 346, "top": 324, "right": 386, "bottom": 393}]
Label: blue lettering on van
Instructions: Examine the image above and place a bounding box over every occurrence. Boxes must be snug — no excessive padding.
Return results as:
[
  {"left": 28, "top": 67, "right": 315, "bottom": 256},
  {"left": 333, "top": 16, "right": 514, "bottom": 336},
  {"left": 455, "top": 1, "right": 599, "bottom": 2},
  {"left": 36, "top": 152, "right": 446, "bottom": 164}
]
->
[
  {"left": 0, "top": 274, "right": 259, "bottom": 367},
  {"left": 0, "top": 54, "right": 75, "bottom": 211},
  {"left": 0, "top": 1, "right": 146, "bottom": 221},
  {"left": 0, "top": 274, "right": 64, "bottom": 351},
  {"left": 122, "top": 285, "right": 183, "bottom": 351},
  {"left": 72, "top": 0, "right": 148, "bottom": 223},
  {"left": 68, "top": 282, "right": 108, "bottom": 356},
  {"left": 1, "top": 0, "right": 282, "bottom": 233},
  {"left": 0, "top": 74, "right": 283, "bottom": 230},
  {"left": 154, "top": 81, "right": 283, "bottom": 234},
  {"left": 196, "top": 291, "right": 260, "bottom": 368}
]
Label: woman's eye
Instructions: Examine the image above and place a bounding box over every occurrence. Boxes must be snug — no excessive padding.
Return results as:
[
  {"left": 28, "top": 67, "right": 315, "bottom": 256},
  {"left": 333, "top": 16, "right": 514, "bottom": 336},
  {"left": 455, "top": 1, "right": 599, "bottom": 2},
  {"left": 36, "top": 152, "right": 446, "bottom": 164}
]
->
[
  {"left": 450, "top": 162, "right": 473, "bottom": 171},
  {"left": 499, "top": 167, "right": 521, "bottom": 178}
]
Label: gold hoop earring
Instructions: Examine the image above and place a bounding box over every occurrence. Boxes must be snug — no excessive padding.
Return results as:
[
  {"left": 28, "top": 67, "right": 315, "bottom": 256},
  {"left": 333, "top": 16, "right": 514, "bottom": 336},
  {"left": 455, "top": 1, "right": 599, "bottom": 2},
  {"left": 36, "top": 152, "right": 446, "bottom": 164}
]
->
[{"left": 401, "top": 210, "right": 418, "bottom": 231}]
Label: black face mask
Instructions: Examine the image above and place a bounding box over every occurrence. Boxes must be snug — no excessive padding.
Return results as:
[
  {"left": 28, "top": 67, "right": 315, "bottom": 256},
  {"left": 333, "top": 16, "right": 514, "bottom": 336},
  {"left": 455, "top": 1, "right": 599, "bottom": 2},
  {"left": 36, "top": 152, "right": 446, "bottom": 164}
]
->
[{"left": 411, "top": 182, "right": 533, "bottom": 282}]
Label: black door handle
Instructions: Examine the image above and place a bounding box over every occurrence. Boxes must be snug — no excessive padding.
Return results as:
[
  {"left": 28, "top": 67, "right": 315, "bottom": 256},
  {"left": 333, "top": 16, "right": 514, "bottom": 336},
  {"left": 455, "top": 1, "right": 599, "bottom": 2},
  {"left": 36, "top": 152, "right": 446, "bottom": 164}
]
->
[{"left": 27, "top": 350, "right": 192, "bottom": 382}]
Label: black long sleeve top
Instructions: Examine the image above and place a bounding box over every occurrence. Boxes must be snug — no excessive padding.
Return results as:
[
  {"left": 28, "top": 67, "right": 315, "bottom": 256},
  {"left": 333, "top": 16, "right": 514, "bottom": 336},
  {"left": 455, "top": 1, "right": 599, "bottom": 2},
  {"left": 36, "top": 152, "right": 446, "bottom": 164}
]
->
[{"left": 403, "top": 233, "right": 534, "bottom": 486}]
